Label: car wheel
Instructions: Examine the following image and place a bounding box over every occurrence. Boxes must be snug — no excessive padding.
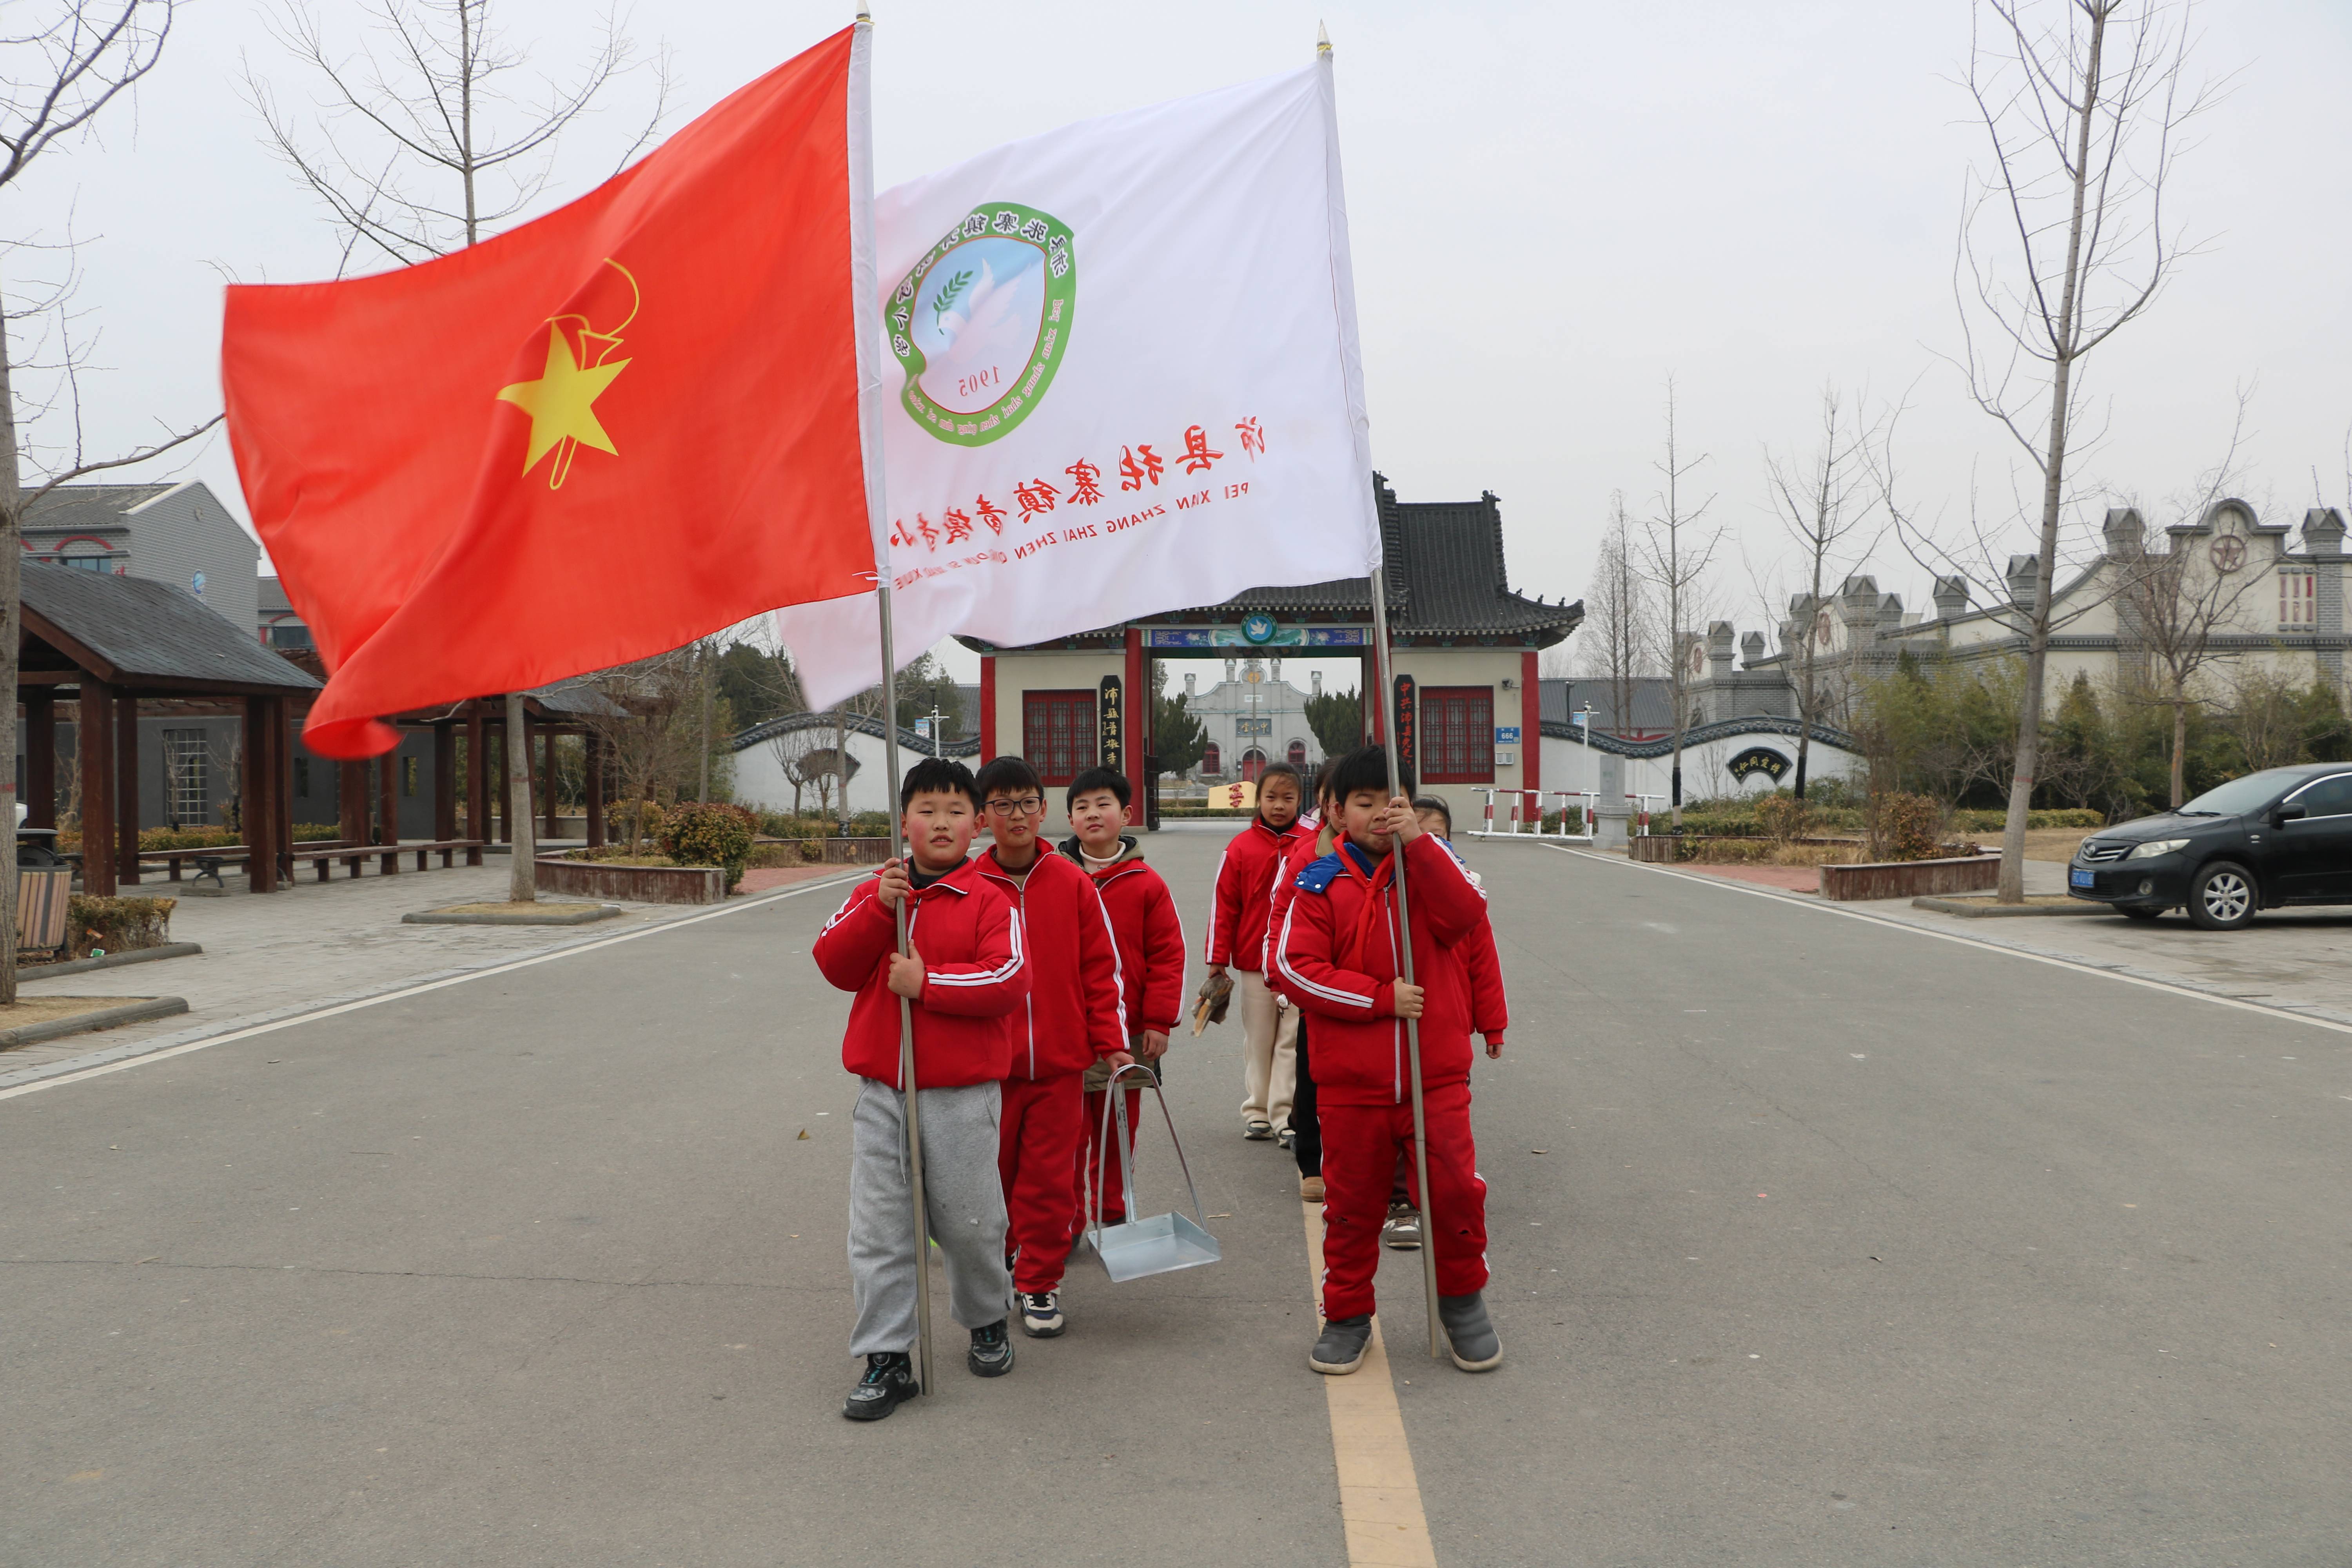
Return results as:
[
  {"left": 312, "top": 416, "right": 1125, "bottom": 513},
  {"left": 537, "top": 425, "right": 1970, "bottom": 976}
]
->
[
  {"left": 2117, "top": 904, "right": 2164, "bottom": 921},
  {"left": 2186, "top": 862, "right": 2257, "bottom": 931}
]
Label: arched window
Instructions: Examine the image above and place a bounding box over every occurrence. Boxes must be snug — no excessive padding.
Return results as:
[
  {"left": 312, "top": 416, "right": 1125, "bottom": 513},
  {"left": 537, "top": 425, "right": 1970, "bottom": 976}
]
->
[
  {"left": 1241, "top": 748, "right": 1268, "bottom": 782},
  {"left": 1287, "top": 739, "right": 1307, "bottom": 768},
  {"left": 1201, "top": 742, "right": 1222, "bottom": 777}
]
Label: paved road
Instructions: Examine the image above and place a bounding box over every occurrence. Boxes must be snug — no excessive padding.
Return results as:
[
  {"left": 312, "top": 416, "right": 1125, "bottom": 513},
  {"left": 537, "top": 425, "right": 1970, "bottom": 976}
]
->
[{"left": 5, "top": 827, "right": 2348, "bottom": 1566}]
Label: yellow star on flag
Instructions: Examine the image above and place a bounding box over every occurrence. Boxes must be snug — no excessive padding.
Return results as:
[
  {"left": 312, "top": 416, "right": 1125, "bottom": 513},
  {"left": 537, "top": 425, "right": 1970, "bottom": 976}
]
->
[{"left": 496, "top": 325, "right": 630, "bottom": 478}]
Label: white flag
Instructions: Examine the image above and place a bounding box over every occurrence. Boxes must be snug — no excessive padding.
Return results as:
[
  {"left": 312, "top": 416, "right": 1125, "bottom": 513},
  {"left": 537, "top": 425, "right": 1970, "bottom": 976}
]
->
[{"left": 777, "top": 57, "right": 1378, "bottom": 710}]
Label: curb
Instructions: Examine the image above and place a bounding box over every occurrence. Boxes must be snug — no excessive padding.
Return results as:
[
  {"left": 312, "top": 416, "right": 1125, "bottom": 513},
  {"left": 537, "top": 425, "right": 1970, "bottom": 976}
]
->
[
  {"left": 403, "top": 905, "right": 623, "bottom": 927},
  {"left": 0, "top": 868, "right": 866, "bottom": 1096},
  {"left": 19, "top": 942, "right": 204, "bottom": 978},
  {"left": 1911, "top": 897, "right": 2111, "bottom": 918},
  {"left": 0, "top": 996, "right": 190, "bottom": 1049}
]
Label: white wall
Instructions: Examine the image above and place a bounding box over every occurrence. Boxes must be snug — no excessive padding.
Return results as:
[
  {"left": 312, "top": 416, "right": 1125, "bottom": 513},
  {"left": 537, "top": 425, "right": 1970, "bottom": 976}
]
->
[
  {"left": 733, "top": 728, "right": 966, "bottom": 820},
  {"left": 1539, "top": 729, "right": 1867, "bottom": 808}
]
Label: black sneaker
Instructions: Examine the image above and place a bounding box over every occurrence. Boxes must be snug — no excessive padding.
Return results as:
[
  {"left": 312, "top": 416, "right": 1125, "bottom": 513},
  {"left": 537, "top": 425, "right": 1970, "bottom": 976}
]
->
[
  {"left": 843, "top": 1352, "right": 918, "bottom": 1421},
  {"left": 968, "top": 1320, "right": 1016, "bottom": 1377},
  {"left": 1018, "top": 1290, "right": 1066, "bottom": 1338},
  {"left": 1310, "top": 1314, "right": 1373, "bottom": 1375}
]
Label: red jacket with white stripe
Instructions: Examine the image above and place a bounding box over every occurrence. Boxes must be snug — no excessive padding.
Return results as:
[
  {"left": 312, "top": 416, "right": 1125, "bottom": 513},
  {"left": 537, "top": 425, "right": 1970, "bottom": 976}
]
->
[
  {"left": 1205, "top": 817, "right": 1305, "bottom": 972},
  {"left": 1060, "top": 838, "right": 1187, "bottom": 1037},
  {"left": 1261, "top": 820, "right": 1329, "bottom": 998},
  {"left": 976, "top": 846, "right": 1127, "bottom": 1079},
  {"left": 812, "top": 857, "right": 1027, "bottom": 1089},
  {"left": 1273, "top": 832, "right": 1494, "bottom": 1107}
]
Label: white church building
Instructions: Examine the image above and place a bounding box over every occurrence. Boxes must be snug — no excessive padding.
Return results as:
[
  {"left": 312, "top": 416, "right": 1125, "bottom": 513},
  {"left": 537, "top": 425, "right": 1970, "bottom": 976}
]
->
[{"left": 1181, "top": 656, "right": 1325, "bottom": 780}]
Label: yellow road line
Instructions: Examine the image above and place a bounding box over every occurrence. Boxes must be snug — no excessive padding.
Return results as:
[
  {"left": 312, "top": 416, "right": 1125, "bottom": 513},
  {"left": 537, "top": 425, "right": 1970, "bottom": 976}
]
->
[{"left": 1303, "top": 1199, "right": 1438, "bottom": 1567}]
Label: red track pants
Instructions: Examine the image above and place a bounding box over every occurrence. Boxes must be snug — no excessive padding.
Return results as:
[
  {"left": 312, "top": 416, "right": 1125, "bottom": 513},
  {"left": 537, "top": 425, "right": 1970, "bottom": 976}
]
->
[
  {"left": 999, "top": 1070, "right": 1083, "bottom": 1293},
  {"left": 1073, "top": 1085, "right": 1144, "bottom": 1236},
  {"left": 1318, "top": 1080, "right": 1488, "bottom": 1321}
]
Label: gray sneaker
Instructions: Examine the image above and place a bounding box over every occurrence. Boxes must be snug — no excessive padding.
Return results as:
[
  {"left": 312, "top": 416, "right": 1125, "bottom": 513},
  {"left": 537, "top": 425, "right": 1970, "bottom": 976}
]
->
[
  {"left": 1438, "top": 1291, "right": 1502, "bottom": 1372},
  {"left": 1382, "top": 1206, "right": 1422, "bottom": 1250},
  {"left": 1310, "top": 1314, "right": 1373, "bottom": 1375}
]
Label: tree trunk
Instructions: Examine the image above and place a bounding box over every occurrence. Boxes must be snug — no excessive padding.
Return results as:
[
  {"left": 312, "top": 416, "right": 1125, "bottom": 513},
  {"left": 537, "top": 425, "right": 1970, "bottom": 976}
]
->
[
  {"left": 0, "top": 284, "right": 20, "bottom": 1005},
  {"left": 506, "top": 692, "right": 536, "bottom": 902},
  {"left": 2170, "top": 694, "right": 2188, "bottom": 808},
  {"left": 1998, "top": 10, "right": 2106, "bottom": 904},
  {"left": 697, "top": 642, "right": 711, "bottom": 802}
]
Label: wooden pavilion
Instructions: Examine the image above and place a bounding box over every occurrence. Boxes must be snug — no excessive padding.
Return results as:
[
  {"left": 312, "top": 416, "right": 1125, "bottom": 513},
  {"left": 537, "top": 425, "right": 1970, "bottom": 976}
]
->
[{"left": 18, "top": 561, "right": 319, "bottom": 895}]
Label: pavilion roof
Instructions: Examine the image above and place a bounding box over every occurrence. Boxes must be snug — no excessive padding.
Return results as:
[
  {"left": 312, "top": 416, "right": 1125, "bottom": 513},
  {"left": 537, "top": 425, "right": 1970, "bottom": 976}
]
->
[{"left": 18, "top": 561, "right": 321, "bottom": 697}]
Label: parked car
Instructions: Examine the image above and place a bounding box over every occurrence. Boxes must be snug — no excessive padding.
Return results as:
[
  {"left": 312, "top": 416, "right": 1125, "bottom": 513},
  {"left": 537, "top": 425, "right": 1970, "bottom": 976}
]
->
[{"left": 2068, "top": 762, "right": 2352, "bottom": 929}]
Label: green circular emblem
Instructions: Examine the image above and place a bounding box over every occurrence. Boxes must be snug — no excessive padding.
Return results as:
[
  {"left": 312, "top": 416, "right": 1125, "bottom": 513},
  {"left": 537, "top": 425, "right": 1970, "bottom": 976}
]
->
[
  {"left": 889, "top": 202, "right": 1075, "bottom": 448},
  {"left": 1241, "top": 613, "right": 1278, "bottom": 644}
]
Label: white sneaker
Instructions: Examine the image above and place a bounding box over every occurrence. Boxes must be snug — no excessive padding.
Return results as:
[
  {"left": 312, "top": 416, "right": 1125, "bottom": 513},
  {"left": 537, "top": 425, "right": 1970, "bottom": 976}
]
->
[
  {"left": 1018, "top": 1290, "right": 1065, "bottom": 1338},
  {"left": 1382, "top": 1207, "right": 1423, "bottom": 1250}
]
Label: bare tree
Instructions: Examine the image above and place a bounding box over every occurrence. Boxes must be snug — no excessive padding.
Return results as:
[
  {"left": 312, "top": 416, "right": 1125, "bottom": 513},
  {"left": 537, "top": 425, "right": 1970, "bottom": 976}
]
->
[
  {"left": 1577, "top": 492, "right": 1649, "bottom": 739},
  {"left": 0, "top": 1, "right": 222, "bottom": 1005},
  {"left": 768, "top": 725, "right": 855, "bottom": 818},
  {"left": 1634, "top": 378, "right": 1722, "bottom": 828},
  {"left": 245, "top": 0, "right": 668, "bottom": 900},
  {"left": 1943, "top": 0, "right": 2223, "bottom": 900},
  {"left": 575, "top": 648, "right": 698, "bottom": 853},
  {"left": 1764, "top": 383, "right": 1882, "bottom": 800}
]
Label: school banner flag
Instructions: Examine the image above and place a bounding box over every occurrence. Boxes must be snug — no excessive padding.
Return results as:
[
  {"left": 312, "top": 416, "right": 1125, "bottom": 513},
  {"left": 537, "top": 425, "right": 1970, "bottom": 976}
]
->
[
  {"left": 223, "top": 27, "right": 876, "bottom": 759},
  {"left": 775, "top": 54, "right": 1381, "bottom": 711}
]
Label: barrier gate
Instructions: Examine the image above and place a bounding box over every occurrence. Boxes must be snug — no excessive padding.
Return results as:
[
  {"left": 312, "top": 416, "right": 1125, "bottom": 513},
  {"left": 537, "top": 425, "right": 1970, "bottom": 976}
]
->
[{"left": 1470, "top": 788, "right": 1597, "bottom": 843}]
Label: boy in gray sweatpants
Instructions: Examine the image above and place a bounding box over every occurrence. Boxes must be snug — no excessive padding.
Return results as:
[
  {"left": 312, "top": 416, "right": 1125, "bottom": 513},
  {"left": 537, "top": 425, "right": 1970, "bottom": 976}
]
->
[{"left": 813, "top": 757, "right": 1031, "bottom": 1421}]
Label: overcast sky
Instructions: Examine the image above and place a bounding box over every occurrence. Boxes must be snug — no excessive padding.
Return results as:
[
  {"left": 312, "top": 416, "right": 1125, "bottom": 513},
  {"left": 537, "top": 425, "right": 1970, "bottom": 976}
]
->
[{"left": 10, "top": 0, "right": 2348, "bottom": 687}]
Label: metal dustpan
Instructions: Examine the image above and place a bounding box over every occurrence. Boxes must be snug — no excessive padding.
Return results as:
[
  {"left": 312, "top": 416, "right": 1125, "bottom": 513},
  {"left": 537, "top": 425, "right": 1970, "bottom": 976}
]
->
[{"left": 1085, "top": 1063, "right": 1222, "bottom": 1282}]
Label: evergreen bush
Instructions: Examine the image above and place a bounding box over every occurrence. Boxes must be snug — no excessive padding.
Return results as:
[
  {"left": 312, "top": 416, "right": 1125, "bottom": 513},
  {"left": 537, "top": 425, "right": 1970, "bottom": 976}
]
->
[{"left": 659, "top": 802, "right": 758, "bottom": 890}]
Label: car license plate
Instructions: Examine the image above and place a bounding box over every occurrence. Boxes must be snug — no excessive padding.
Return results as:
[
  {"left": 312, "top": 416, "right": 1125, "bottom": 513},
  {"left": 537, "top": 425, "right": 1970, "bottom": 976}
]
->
[{"left": 2070, "top": 868, "right": 2096, "bottom": 889}]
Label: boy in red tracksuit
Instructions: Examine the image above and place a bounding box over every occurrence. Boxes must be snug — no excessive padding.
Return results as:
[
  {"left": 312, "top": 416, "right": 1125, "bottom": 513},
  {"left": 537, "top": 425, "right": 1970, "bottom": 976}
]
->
[
  {"left": 974, "top": 756, "right": 1128, "bottom": 1340},
  {"left": 813, "top": 757, "right": 1029, "bottom": 1422},
  {"left": 1207, "top": 762, "right": 1306, "bottom": 1142},
  {"left": 1275, "top": 745, "right": 1505, "bottom": 1376},
  {"left": 1265, "top": 765, "right": 1336, "bottom": 1201},
  {"left": 1058, "top": 766, "right": 1187, "bottom": 1236}
]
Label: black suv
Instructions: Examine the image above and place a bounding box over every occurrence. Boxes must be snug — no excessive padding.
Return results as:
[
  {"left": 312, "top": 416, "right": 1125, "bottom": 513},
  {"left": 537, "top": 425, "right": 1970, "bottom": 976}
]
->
[{"left": 2069, "top": 762, "right": 2352, "bottom": 929}]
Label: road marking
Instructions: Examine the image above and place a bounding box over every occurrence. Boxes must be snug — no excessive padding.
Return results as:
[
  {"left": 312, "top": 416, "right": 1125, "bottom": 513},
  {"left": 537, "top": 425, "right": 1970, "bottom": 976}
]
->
[
  {"left": 0, "top": 872, "right": 865, "bottom": 1104},
  {"left": 1302, "top": 1200, "right": 1438, "bottom": 1567},
  {"left": 1547, "top": 844, "right": 2352, "bottom": 1040}
]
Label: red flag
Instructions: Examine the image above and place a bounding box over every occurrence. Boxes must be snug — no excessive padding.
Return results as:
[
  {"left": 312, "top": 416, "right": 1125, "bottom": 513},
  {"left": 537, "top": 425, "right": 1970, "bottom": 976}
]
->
[{"left": 223, "top": 28, "right": 873, "bottom": 759}]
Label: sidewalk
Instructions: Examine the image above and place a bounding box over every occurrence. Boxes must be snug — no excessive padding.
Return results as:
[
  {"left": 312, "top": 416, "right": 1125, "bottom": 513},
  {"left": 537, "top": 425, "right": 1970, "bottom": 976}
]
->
[
  {"left": 1648, "top": 851, "right": 2352, "bottom": 1024},
  {"left": 2, "top": 859, "right": 857, "bottom": 1083}
]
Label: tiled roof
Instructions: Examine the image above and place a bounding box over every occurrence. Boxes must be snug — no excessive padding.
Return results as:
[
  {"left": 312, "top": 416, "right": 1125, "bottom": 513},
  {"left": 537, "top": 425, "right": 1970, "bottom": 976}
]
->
[
  {"left": 20, "top": 483, "right": 177, "bottom": 534},
  {"left": 18, "top": 561, "right": 320, "bottom": 693},
  {"left": 963, "top": 475, "right": 1582, "bottom": 648}
]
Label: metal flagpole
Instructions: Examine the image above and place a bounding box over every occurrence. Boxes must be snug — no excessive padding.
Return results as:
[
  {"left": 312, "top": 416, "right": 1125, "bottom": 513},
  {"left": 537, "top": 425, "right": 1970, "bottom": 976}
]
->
[
  {"left": 1367, "top": 563, "right": 1445, "bottom": 1360},
  {"left": 848, "top": 6, "right": 933, "bottom": 1395},
  {"left": 879, "top": 584, "right": 935, "bottom": 1396}
]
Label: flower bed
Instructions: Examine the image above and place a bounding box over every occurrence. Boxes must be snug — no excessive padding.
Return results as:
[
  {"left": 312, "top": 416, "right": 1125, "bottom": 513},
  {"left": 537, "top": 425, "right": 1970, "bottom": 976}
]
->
[
  {"left": 1817, "top": 855, "right": 1999, "bottom": 902},
  {"left": 535, "top": 857, "right": 724, "bottom": 905}
]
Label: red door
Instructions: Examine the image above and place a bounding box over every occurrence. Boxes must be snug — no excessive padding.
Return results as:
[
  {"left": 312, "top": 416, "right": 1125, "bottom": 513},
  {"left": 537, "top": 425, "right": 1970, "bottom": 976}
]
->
[
  {"left": 1421, "top": 688, "right": 1495, "bottom": 784},
  {"left": 1022, "top": 691, "right": 1098, "bottom": 786}
]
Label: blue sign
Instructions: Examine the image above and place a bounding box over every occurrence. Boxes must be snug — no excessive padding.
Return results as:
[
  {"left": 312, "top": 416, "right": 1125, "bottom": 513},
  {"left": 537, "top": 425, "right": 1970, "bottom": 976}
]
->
[
  {"left": 1494, "top": 726, "right": 1521, "bottom": 744},
  {"left": 1143, "top": 625, "right": 1367, "bottom": 650}
]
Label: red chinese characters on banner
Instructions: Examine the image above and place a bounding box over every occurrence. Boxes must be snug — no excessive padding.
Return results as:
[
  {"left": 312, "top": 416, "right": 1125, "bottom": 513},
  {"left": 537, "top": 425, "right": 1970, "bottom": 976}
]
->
[
  {"left": 1177, "top": 424, "right": 1223, "bottom": 475},
  {"left": 1119, "top": 443, "right": 1164, "bottom": 491},
  {"left": 1015, "top": 478, "right": 1060, "bottom": 519},
  {"left": 894, "top": 416, "right": 1261, "bottom": 556}
]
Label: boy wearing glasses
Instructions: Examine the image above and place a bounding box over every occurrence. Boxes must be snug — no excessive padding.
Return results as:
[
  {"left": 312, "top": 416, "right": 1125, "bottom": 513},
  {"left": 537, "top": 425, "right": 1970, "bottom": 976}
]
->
[
  {"left": 813, "top": 757, "right": 1028, "bottom": 1421},
  {"left": 1207, "top": 761, "right": 1307, "bottom": 1143},
  {"left": 973, "top": 757, "right": 1129, "bottom": 1339}
]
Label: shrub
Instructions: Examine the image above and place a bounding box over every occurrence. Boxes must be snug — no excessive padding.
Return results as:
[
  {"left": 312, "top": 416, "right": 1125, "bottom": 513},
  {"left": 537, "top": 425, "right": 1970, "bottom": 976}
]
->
[
  {"left": 138, "top": 826, "right": 238, "bottom": 851},
  {"left": 1754, "top": 795, "right": 1810, "bottom": 843},
  {"left": 67, "top": 894, "right": 176, "bottom": 960},
  {"left": 293, "top": 822, "right": 345, "bottom": 842},
  {"left": 1867, "top": 792, "right": 1947, "bottom": 862},
  {"left": 1949, "top": 807, "right": 2103, "bottom": 833},
  {"left": 659, "top": 802, "right": 758, "bottom": 889}
]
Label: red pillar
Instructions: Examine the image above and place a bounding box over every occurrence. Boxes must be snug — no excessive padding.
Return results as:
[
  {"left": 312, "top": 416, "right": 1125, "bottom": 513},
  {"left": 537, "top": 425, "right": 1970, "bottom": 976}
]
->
[
  {"left": 1122, "top": 628, "right": 1145, "bottom": 813},
  {"left": 978, "top": 655, "right": 997, "bottom": 764},
  {"left": 1521, "top": 650, "right": 1542, "bottom": 793},
  {"left": 585, "top": 733, "right": 606, "bottom": 848},
  {"left": 242, "top": 696, "right": 278, "bottom": 893},
  {"left": 432, "top": 721, "right": 456, "bottom": 841},
  {"left": 114, "top": 694, "right": 140, "bottom": 884},
  {"left": 25, "top": 691, "right": 56, "bottom": 829},
  {"left": 77, "top": 680, "right": 115, "bottom": 896},
  {"left": 465, "top": 709, "right": 488, "bottom": 844},
  {"left": 338, "top": 760, "right": 368, "bottom": 846},
  {"left": 377, "top": 747, "right": 399, "bottom": 845}
]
